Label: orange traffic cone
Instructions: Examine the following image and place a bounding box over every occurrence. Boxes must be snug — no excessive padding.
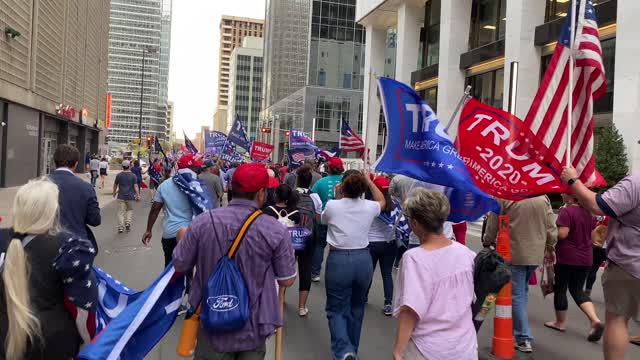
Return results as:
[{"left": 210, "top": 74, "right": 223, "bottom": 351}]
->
[{"left": 492, "top": 215, "right": 515, "bottom": 359}]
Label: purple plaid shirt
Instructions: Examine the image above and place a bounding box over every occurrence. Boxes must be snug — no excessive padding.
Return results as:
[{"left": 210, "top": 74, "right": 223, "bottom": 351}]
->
[{"left": 174, "top": 199, "right": 297, "bottom": 352}]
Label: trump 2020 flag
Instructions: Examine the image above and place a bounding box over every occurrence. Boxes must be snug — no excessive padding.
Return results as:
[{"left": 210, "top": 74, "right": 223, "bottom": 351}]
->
[
  {"left": 376, "top": 77, "right": 500, "bottom": 222},
  {"left": 77, "top": 264, "right": 186, "bottom": 360},
  {"left": 289, "top": 129, "right": 317, "bottom": 151},
  {"left": 228, "top": 114, "right": 251, "bottom": 151}
]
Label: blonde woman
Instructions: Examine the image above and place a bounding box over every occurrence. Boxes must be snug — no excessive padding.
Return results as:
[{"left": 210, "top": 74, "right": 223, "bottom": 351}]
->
[
  {"left": 0, "top": 178, "right": 84, "bottom": 359},
  {"left": 393, "top": 188, "right": 477, "bottom": 360}
]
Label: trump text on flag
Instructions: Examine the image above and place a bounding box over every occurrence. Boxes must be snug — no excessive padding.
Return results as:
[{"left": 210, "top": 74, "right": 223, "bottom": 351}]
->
[{"left": 458, "top": 98, "right": 564, "bottom": 200}]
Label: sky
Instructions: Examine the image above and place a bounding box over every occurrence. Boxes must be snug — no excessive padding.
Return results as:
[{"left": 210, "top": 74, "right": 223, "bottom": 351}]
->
[{"left": 168, "top": 0, "right": 266, "bottom": 139}]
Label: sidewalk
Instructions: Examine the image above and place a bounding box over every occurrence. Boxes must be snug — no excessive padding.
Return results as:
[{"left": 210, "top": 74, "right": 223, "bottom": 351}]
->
[{"left": 0, "top": 170, "right": 122, "bottom": 226}]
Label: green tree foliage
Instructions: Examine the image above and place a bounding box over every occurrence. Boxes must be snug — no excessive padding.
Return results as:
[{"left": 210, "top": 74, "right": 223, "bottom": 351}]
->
[{"left": 594, "top": 125, "right": 628, "bottom": 188}]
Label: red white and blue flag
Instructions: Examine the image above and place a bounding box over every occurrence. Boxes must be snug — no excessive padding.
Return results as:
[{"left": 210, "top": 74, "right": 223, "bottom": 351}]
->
[
  {"left": 339, "top": 120, "right": 365, "bottom": 153},
  {"left": 522, "top": 0, "right": 606, "bottom": 186}
]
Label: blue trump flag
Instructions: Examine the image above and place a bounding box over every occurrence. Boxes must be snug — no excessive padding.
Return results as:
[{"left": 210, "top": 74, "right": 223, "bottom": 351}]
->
[
  {"left": 228, "top": 114, "right": 250, "bottom": 151},
  {"left": 183, "top": 130, "right": 199, "bottom": 154},
  {"left": 376, "top": 77, "right": 500, "bottom": 222},
  {"left": 77, "top": 264, "right": 186, "bottom": 360},
  {"left": 289, "top": 129, "right": 316, "bottom": 150}
]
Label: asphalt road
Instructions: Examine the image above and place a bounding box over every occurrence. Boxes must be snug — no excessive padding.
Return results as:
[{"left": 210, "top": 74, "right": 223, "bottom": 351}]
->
[{"left": 92, "top": 190, "right": 640, "bottom": 360}]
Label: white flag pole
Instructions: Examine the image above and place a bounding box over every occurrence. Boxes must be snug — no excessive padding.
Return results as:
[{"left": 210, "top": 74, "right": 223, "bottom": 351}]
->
[
  {"left": 444, "top": 85, "right": 472, "bottom": 132},
  {"left": 338, "top": 117, "right": 342, "bottom": 150},
  {"left": 567, "top": 0, "right": 577, "bottom": 167},
  {"left": 312, "top": 117, "right": 316, "bottom": 142}
]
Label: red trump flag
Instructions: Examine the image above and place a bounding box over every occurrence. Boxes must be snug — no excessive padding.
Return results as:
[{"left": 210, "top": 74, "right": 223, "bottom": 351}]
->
[{"left": 457, "top": 98, "right": 565, "bottom": 200}]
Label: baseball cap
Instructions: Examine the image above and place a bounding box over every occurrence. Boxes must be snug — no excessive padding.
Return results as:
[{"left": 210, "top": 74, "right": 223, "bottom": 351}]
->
[
  {"left": 327, "top": 157, "right": 343, "bottom": 169},
  {"left": 177, "top": 154, "right": 204, "bottom": 169},
  {"left": 373, "top": 176, "right": 390, "bottom": 193},
  {"left": 122, "top": 160, "right": 131, "bottom": 168},
  {"left": 203, "top": 159, "right": 215, "bottom": 168},
  {"left": 232, "top": 163, "right": 269, "bottom": 192}
]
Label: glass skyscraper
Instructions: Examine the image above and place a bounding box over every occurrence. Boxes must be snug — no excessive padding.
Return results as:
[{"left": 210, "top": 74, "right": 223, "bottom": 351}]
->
[
  {"left": 261, "top": 0, "right": 366, "bottom": 160},
  {"left": 107, "top": 0, "right": 172, "bottom": 145}
]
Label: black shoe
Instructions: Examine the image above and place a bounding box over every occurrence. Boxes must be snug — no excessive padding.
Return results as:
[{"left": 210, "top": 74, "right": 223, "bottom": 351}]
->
[
  {"left": 343, "top": 354, "right": 356, "bottom": 360},
  {"left": 118, "top": 228, "right": 124, "bottom": 234},
  {"left": 125, "top": 224, "right": 131, "bottom": 232}
]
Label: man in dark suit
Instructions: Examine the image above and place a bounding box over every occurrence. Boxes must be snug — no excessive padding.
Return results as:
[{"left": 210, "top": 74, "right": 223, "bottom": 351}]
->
[{"left": 49, "top": 144, "right": 101, "bottom": 250}]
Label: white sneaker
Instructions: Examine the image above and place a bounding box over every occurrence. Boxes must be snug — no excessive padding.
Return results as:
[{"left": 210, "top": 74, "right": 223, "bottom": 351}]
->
[
  {"left": 311, "top": 275, "right": 321, "bottom": 282},
  {"left": 515, "top": 340, "right": 533, "bottom": 353},
  {"left": 298, "top": 307, "right": 309, "bottom": 317}
]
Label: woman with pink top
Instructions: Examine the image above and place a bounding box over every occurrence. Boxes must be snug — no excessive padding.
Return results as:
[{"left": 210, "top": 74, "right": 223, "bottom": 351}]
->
[{"left": 393, "top": 188, "right": 477, "bottom": 360}]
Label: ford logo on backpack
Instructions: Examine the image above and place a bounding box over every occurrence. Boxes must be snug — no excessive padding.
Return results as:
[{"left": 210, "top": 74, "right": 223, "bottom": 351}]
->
[{"left": 200, "top": 210, "right": 262, "bottom": 332}]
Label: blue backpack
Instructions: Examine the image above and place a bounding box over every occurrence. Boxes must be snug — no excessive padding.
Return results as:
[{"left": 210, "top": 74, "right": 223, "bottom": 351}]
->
[{"left": 200, "top": 210, "right": 262, "bottom": 332}]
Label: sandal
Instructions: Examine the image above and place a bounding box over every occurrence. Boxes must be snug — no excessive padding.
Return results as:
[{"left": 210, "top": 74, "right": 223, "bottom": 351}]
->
[
  {"left": 544, "top": 322, "right": 566, "bottom": 332},
  {"left": 588, "top": 323, "right": 605, "bottom": 342},
  {"left": 629, "top": 336, "right": 640, "bottom": 346}
]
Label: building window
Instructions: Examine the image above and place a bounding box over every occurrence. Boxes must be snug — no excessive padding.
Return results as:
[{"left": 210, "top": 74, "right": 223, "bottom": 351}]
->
[
  {"left": 318, "top": 69, "right": 326, "bottom": 86},
  {"left": 469, "top": 0, "right": 506, "bottom": 49},
  {"left": 418, "top": 87, "right": 438, "bottom": 112},
  {"left": 466, "top": 68, "right": 504, "bottom": 109},
  {"left": 315, "top": 96, "right": 332, "bottom": 131},
  {"left": 421, "top": 0, "right": 441, "bottom": 68},
  {"left": 545, "top": 0, "right": 609, "bottom": 22}
]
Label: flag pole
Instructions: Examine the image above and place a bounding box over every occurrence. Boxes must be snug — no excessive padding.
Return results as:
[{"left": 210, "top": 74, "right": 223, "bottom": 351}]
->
[
  {"left": 338, "top": 117, "right": 342, "bottom": 151},
  {"left": 508, "top": 61, "right": 519, "bottom": 115},
  {"left": 312, "top": 117, "right": 316, "bottom": 142},
  {"left": 567, "top": 0, "right": 577, "bottom": 167},
  {"left": 445, "top": 85, "right": 472, "bottom": 132}
]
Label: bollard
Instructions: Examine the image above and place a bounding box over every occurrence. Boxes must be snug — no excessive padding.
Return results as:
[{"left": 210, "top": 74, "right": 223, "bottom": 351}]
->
[{"left": 492, "top": 215, "right": 515, "bottom": 359}]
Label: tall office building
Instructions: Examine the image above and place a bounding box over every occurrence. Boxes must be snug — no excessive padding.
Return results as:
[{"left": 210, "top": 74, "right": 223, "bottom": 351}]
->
[
  {"left": 227, "top": 37, "right": 264, "bottom": 140},
  {"left": 261, "top": 0, "right": 367, "bottom": 160},
  {"left": 166, "top": 101, "right": 174, "bottom": 143},
  {"left": 356, "top": 0, "right": 639, "bottom": 170},
  {"left": 107, "top": 0, "right": 173, "bottom": 145},
  {"left": 215, "top": 16, "right": 264, "bottom": 131},
  {"left": 0, "top": 0, "right": 110, "bottom": 187}
]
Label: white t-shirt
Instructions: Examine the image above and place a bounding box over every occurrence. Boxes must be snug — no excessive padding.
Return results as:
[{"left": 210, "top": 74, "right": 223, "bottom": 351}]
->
[
  {"left": 99, "top": 161, "right": 109, "bottom": 169},
  {"left": 322, "top": 198, "right": 381, "bottom": 249},
  {"left": 368, "top": 217, "right": 394, "bottom": 242}
]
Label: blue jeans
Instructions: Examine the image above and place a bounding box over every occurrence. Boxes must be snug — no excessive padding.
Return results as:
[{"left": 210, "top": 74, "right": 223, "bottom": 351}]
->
[
  {"left": 325, "top": 249, "right": 373, "bottom": 360},
  {"left": 510, "top": 265, "right": 537, "bottom": 342},
  {"left": 311, "top": 224, "right": 328, "bottom": 277},
  {"left": 368, "top": 241, "right": 396, "bottom": 305}
]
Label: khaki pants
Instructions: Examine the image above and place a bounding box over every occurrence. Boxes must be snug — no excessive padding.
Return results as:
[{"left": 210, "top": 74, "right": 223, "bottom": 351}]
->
[{"left": 117, "top": 199, "right": 134, "bottom": 229}]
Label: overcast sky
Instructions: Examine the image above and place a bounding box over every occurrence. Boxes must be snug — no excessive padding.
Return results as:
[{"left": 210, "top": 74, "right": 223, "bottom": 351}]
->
[{"left": 168, "top": 0, "right": 265, "bottom": 139}]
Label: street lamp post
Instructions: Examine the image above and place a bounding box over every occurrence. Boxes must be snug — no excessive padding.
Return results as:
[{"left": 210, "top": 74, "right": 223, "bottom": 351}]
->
[{"left": 138, "top": 47, "right": 157, "bottom": 160}]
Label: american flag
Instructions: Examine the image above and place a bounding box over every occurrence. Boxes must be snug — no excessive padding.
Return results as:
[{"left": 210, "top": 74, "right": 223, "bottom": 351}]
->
[
  {"left": 339, "top": 120, "right": 365, "bottom": 153},
  {"left": 523, "top": 0, "right": 606, "bottom": 185},
  {"left": 53, "top": 237, "right": 99, "bottom": 345}
]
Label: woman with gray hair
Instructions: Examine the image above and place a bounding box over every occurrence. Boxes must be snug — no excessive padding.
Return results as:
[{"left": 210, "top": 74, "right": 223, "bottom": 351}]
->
[
  {"left": 393, "top": 188, "right": 477, "bottom": 360},
  {"left": 0, "top": 178, "right": 92, "bottom": 359}
]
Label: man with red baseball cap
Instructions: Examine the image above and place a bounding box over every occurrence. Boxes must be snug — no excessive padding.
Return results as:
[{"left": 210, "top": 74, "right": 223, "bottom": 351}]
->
[
  {"left": 174, "top": 163, "right": 297, "bottom": 358},
  {"left": 143, "top": 153, "right": 213, "bottom": 267}
]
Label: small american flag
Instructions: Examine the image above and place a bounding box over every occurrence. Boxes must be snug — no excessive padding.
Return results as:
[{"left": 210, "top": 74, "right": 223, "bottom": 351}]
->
[
  {"left": 339, "top": 120, "right": 365, "bottom": 153},
  {"left": 291, "top": 152, "right": 306, "bottom": 163},
  {"left": 523, "top": 0, "right": 606, "bottom": 185}
]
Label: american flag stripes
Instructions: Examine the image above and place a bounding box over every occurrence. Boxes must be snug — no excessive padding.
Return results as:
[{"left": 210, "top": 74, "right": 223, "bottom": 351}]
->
[
  {"left": 339, "top": 120, "right": 365, "bottom": 153},
  {"left": 523, "top": 0, "right": 606, "bottom": 185}
]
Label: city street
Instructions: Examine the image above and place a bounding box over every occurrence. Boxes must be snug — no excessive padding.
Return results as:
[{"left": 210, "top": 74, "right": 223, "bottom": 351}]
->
[{"left": 91, "top": 190, "right": 640, "bottom": 360}]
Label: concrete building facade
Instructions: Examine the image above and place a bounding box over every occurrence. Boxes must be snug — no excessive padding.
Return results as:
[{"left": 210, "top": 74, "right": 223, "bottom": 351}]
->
[
  {"left": 261, "top": 0, "right": 369, "bottom": 161},
  {"left": 0, "top": 0, "right": 110, "bottom": 187},
  {"left": 227, "top": 37, "right": 264, "bottom": 140},
  {"left": 215, "top": 16, "right": 264, "bottom": 132},
  {"left": 166, "top": 100, "right": 175, "bottom": 144},
  {"left": 107, "top": 0, "right": 173, "bottom": 146},
  {"left": 357, "top": 0, "right": 638, "bottom": 171}
]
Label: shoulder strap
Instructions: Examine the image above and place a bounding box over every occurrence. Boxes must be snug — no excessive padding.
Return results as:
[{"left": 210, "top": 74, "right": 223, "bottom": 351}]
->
[
  {"left": 282, "top": 209, "right": 298, "bottom": 219},
  {"left": 227, "top": 210, "right": 262, "bottom": 258}
]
